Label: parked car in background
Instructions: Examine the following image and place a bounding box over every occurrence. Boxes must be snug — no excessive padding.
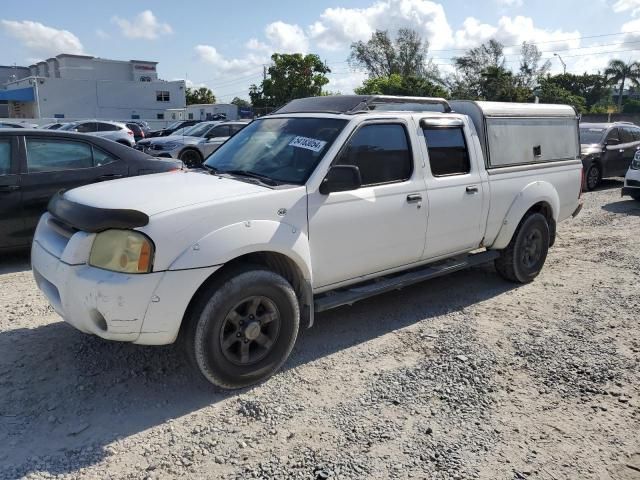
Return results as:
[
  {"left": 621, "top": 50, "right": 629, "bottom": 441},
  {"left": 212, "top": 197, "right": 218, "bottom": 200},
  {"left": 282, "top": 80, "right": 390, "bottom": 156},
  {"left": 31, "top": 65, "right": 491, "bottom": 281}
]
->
[
  {"left": 39, "top": 122, "right": 66, "bottom": 130},
  {"left": 0, "top": 121, "right": 38, "bottom": 129},
  {"left": 149, "top": 120, "right": 201, "bottom": 138},
  {"left": 0, "top": 129, "right": 181, "bottom": 250},
  {"left": 622, "top": 150, "right": 640, "bottom": 200},
  {"left": 135, "top": 121, "right": 247, "bottom": 167},
  {"left": 59, "top": 120, "right": 135, "bottom": 147},
  {"left": 32, "top": 96, "right": 583, "bottom": 389},
  {"left": 580, "top": 122, "right": 640, "bottom": 190},
  {"left": 125, "top": 122, "right": 146, "bottom": 142}
]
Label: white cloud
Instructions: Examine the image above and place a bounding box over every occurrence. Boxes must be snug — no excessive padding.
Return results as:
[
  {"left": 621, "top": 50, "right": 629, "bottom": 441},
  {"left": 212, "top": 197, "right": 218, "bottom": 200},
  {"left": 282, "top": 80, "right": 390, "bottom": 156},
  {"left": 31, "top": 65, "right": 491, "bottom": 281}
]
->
[
  {"left": 264, "top": 21, "right": 309, "bottom": 53},
  {"left": 612, "top": 0, "right": 640, "bottom": 16},
  {"left": 326, "top": 70, "right": 368, "bottom": 94},
  {"left": 309, "top": 0, "right": 453, "bottom": 51},
  {"left": 194, "top": 44, "right": 266, "bottom": 76},
  {"left": 246, "top": 38, "right": 270, "bottom": 52},
  {"left": 112, "top": 10, "right": 172, "bottom": 40},
  {"left": 0, "top": 20, "right": 84, "bottom": 56}
]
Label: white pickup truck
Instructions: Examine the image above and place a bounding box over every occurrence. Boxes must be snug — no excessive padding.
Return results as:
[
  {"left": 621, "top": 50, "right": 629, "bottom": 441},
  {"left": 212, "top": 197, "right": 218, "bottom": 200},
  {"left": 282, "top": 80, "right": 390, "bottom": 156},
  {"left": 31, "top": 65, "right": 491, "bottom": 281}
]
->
[{"left": 32, "top": 95, "right": 583, "bottom": 389}]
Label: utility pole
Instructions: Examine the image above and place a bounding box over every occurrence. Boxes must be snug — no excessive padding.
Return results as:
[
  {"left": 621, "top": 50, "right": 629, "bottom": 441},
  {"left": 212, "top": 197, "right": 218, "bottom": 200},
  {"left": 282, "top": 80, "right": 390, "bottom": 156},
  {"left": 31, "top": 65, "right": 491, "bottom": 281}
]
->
[
  {"left": 263, "top": 65, "right": 267, "bottom": 81},
  {"left": 554, "top": 53, "right": 567, "bottom": 75}
]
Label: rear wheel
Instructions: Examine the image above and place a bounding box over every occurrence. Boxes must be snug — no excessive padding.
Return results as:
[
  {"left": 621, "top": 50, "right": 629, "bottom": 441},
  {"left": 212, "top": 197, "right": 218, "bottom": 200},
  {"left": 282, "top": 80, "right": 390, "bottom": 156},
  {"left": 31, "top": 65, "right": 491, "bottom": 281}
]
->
[
  {"left": 179, "top": 149, "right": 203, "bottom": 168},
  {"left": 183, "top": 266, "right": 299, "bottom": 389},
  {"left": 495, "top": 213, "right": 550, "bottom": 284},
  {"left": 585, "top": 163, "right": 601, "bottom": 191}
]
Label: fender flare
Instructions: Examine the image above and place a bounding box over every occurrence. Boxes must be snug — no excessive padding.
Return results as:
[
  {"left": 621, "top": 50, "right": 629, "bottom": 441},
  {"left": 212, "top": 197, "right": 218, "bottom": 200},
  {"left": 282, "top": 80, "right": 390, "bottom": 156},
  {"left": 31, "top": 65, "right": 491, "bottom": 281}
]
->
[{"left": 490, "top": 180, "right": 560, "bottom": 250}]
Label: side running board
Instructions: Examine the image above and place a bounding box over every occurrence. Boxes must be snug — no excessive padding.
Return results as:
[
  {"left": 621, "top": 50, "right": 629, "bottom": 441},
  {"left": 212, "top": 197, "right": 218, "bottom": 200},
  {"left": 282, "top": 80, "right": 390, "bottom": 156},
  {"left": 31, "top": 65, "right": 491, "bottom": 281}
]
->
[{"left": 314, "top": 250, "right": 500, "bottom": 313}]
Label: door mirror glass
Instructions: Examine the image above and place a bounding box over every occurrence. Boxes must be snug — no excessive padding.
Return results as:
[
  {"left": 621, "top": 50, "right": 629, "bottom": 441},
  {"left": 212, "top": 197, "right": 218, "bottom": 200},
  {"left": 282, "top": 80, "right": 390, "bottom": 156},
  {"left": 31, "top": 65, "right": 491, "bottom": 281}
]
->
[{"left": 320, "top": 165, "right": 362, "bottom": 194}]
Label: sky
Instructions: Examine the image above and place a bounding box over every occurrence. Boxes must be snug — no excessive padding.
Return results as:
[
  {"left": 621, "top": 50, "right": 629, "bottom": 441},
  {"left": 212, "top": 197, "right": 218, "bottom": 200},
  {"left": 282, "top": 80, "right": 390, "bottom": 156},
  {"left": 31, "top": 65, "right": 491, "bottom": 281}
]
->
[{"left": 2, "top": 0, "right": 640, "bottom": 102}]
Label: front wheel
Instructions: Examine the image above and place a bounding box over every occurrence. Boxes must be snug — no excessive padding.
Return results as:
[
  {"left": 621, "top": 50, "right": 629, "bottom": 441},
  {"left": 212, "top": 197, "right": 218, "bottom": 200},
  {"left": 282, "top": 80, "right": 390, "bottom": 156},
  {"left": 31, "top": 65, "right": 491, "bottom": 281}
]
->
[
  {"left": 179, "top": 149, "right": 203, "bottom": 168},
  {"left": 495, "top": 213, "right": 550, "bottom": 284},
  {"left": 184, "top": 267, "right": 300, "bottom": 389}
]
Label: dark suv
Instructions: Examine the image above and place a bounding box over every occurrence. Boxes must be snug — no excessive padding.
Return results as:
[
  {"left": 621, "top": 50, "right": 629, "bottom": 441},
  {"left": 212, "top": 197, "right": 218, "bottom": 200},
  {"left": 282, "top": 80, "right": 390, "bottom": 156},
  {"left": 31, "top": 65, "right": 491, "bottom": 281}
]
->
[{"left": 580, "top": 122, "right": 640, "bottom": 190}]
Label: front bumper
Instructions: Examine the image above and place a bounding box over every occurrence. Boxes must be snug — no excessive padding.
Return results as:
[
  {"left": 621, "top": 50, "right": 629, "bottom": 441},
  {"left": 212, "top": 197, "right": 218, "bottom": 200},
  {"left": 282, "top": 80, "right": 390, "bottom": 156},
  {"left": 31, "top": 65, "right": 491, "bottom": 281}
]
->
[{"left": 32, "top": 232, "right": 220, "bottom": 345}]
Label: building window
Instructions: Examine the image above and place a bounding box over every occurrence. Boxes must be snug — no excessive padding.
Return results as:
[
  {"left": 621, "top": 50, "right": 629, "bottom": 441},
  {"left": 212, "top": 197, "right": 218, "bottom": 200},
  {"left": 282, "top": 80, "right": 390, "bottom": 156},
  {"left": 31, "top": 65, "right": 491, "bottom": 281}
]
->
[
  {"left": 156, "top": 90, "right": 170, "bottom": 102},
  {"left": 140, "top": 76, "right": 151, "bottom": 82},
  {"left": 157, "top": 113, "right": 164, "bottom": 120},
  {"left": 188, "top": 113, "right": 194, "bottom": 120},
  {"left": 131, "top": 114, "right": 140, "bottom": 119}
]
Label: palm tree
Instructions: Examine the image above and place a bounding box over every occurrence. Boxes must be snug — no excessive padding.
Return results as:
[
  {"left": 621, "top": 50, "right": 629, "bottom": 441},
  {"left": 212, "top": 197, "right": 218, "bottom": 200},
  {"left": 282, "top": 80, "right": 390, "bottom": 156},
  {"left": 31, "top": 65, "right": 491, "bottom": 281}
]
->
[{"left": 605, "top": 59, "right": 640, "bottom": 112}]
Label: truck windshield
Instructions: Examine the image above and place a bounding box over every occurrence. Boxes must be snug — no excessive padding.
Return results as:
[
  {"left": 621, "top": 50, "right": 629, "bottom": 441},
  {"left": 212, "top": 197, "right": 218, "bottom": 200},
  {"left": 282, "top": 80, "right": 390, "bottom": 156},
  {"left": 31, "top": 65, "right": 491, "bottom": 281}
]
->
[
  {"left": 204, "top": 117, "right": 348, "bottom": 185},
  {"left": 579, "top": 128, "right": 605, "bottom": 144}
]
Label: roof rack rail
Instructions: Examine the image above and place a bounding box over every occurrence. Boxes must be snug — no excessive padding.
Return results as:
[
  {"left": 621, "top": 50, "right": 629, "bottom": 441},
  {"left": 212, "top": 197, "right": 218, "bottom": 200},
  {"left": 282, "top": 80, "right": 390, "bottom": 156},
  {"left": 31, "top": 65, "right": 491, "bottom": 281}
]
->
[{"left": 274, "top": 95, "right": 451, "bottom": 115}]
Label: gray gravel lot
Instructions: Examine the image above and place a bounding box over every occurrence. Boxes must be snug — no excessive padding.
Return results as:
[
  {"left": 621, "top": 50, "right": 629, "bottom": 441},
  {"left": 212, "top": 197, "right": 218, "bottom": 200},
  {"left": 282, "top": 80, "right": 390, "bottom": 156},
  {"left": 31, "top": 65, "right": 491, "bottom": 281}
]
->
[{"left": 1, "top": 180, "right": 639, "bottom": 480}]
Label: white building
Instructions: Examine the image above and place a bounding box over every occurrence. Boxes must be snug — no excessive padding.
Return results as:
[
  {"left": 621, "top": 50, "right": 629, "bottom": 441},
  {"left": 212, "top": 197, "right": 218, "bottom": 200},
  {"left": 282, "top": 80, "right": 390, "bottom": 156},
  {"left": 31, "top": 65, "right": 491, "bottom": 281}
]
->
[
  {"left": 165, "top": 103, "right": 239, "bottom": 121},
  {"left": 0, "top": 54, "right": 185, "bottom": 120}
]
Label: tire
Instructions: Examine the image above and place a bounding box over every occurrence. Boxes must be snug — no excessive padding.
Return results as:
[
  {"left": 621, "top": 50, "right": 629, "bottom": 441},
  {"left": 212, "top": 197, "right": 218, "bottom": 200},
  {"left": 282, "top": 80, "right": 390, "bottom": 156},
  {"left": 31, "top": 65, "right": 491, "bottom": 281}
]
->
[
  {"left": 495, "top": 213, "right": 550, "bottom": 284},
  {"left": 585, "top": 163, "right": 601, "bottom": 191},
  {"left": 179, "top": 149, "right": 203, "bottom": 168},
  {"left": 183, "top": 266, "right": 300, "bottom": 389}
]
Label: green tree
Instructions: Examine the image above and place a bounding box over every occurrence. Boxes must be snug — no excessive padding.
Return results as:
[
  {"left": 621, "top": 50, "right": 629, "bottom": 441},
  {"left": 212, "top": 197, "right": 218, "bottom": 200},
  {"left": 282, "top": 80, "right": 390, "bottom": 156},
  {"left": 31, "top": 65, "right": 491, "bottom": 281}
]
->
[
  {"left": 604, "top": 59, "right": 640, "bottom": 112},
  {"left": 480, "top": 66, "right": 530, "bottom": 102},
  {"left": 450, "top": 39, "right": 506, "bottom": 99},
  {"left": 622, "top": 99, "right": 640, "bottom": 113},
  {"left": 354, "top": 73, "right": 448, "bottom": 98},
  {"left": 186, "top": 86, "right": 216, "bottom": 105},
  {"left": 539, "top": 73, "right": 609, "bottom": 111},
  {"left": 517, "top": 42, "right": 551, "bottom": 89},
  {"left": 349, "top": 28, "right": 438, "bottom": 79},
  {"left": 230, "top": 97, "right": 251, "bottom": 108},
  {"left": 536, "top": 77, "right": 587, "bottom": 112},
  {"left": 249, "top": 53, "right": 331, "bottom": 108}
]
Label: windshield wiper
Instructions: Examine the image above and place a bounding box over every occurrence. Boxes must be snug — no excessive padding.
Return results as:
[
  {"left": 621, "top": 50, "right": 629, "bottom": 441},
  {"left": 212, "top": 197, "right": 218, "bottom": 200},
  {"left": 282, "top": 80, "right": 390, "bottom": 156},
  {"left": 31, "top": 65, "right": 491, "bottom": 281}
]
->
[
  {"left": 220, "top": 169, "right": 280, "bottom": 186},
  {"left": 202, "top": 164, "right": 221, "bottom": 174}
]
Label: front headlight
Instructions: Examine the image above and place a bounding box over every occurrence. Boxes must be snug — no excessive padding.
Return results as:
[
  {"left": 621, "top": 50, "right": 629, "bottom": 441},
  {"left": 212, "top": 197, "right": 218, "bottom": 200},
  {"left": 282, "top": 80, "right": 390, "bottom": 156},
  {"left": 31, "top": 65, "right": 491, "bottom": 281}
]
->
[
  {"left": 631, "top": 151, "right": 640, "bottom": 170},
  {"left": 89, "top": 230, "right": 154, "bottom": 274}
]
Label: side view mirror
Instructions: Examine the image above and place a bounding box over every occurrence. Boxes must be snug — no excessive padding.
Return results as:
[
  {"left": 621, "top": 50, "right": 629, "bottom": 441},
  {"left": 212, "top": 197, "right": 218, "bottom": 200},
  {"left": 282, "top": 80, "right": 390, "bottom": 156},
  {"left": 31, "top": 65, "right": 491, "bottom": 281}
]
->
[{"left": 319, "top": 165, "right": 362, "bottom": 195}]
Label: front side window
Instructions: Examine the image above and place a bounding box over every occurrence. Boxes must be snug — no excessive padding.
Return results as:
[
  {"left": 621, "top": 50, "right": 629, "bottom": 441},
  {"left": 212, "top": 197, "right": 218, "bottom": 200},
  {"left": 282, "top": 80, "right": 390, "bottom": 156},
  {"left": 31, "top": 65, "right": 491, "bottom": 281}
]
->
[
  {"left": 605, "top": 128, "right": 620, "bottom": 145},
  {"left": 336, "top": 123, "right": 412, "bottom": 186},
  {"left": 205, "top": 117, "right": 348, "bottom": 185},
  {"left": 0, "top": 139, "right": 11, "bottom": 174},
  {"left": 620, "top": 127, "right": 635, "bottom": 144},
  {"left": 207, "top": 125, "right": 230, "bottom": 138},
  {"left": 156, "top": 91, "right": 170, "bottom": 102},
  {"left": 26, "top": 139, "right": 93, "bottom": 173},
  {"left": 73, "top": 122, "right": 96, "bottom": 133},
  {"left": 423, "top": 127, "right": 471, "bottom": 176}
]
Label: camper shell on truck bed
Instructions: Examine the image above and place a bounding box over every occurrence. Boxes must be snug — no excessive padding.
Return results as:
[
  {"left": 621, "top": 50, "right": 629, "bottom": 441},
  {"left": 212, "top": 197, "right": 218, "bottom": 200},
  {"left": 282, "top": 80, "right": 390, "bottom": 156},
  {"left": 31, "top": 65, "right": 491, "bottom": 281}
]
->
[{"left": 450, "top": 100, "right": 581, "bottom": 169}]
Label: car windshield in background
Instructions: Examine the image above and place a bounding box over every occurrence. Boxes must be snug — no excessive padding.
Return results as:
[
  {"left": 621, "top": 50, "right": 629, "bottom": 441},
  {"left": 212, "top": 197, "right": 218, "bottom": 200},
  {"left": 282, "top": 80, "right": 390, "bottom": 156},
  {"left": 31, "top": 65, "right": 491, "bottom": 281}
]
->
[
  {"left": 204, "top": 117, "right": 348, "bottom": 185},
  {"left": 184, "top": 123, "right": 214, "bottom": 138},
  {"left": 169, "top": 126, "right": 191, "bottom": 136},
  {"left": 166, "top": 121, "right": 183, "bottom": 130},
  {"left": 580, "top": 128, "right": 605, "bottom": 144}
]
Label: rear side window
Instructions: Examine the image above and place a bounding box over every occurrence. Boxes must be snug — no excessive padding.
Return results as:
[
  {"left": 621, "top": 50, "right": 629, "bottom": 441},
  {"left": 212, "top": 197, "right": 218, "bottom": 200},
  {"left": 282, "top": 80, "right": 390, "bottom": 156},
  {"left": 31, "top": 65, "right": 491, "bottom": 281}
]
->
[
  {"left": 26, "top": 139, "right": 93, "bottom": 173},
  {"left": 208, "top": 125, "right": 230, "bottom": 137},
  {"left": 93, "top": 147, "right": 116, "bottom": 167},
  {"left": 0, "top": 139, "right": 10, "bottom": 174},
  {"left": 423, "top": 127, "right": 470, "bottom": 176},
  {"left": 98, "top": 123, "right": 119, "bottom": 132},
  {"left": 75, "top": 122, "right": 96, "bottom": 133},
  {"left": 337, "top": 124, "right": 412, "bottom": 186}
]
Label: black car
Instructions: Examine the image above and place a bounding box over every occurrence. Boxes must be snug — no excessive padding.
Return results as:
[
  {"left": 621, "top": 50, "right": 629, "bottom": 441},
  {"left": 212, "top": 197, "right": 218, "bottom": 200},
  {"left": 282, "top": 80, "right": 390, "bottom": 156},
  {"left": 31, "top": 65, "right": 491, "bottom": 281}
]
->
[
  {"left": 0, "top": 129, "right": 182, "bottom": 250},
  {"left": 580, "top": 122, "right": 640, "bottom": 190},
  {"left": 149, "top": 120, "right": 201, "bottom": 137}
]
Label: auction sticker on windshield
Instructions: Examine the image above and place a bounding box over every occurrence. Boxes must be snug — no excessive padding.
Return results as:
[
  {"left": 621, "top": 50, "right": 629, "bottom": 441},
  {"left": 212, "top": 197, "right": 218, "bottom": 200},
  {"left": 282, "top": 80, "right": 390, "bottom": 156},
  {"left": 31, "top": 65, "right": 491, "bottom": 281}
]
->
[{"left": 289, "top": 136, "right": 327, "bottom": 152}]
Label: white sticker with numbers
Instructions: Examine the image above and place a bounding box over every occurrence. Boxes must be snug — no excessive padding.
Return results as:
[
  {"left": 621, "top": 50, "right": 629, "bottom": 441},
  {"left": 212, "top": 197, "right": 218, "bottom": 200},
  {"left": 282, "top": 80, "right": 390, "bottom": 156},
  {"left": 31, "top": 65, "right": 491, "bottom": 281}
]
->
[{"left": 288, "top": 136, "right": 327, "bottom": 152}]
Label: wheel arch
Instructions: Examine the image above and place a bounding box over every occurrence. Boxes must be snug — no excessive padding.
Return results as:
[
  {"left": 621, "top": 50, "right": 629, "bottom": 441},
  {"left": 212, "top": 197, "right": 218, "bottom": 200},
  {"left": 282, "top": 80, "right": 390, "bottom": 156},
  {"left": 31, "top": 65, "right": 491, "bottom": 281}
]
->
[{"left": 490, "top": 181, "right": 559, "bottom": 250}]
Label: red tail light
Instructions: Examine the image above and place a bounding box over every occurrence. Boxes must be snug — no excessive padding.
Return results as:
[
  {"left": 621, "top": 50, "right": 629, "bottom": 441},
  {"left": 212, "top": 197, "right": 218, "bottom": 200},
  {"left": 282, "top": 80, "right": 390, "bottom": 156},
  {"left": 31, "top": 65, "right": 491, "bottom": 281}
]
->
[{"left": 127, "top": 129, "right": 134, "bottom": 136}]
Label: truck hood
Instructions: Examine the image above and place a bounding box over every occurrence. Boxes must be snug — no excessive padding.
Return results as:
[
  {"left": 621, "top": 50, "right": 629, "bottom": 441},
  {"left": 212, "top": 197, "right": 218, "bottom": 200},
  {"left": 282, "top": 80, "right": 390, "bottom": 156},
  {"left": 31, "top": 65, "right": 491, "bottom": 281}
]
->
[{"left": 64, "top": 170, "right": 268, "bottom": 216}]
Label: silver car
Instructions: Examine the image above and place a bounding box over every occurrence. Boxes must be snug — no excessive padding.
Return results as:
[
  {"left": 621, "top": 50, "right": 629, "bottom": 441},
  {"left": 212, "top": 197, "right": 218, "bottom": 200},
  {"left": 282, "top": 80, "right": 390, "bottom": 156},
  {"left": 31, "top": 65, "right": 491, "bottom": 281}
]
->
[
  {"left": 59, "top": 120, "right": 135, "bottom": 147},
  {"left": 135, "top": 121, "right": 248, "bottom": 167}
]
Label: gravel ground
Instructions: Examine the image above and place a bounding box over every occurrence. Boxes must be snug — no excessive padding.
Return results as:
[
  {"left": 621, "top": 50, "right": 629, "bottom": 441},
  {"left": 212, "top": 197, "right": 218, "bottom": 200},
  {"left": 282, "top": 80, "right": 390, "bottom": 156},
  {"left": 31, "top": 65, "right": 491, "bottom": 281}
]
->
[{"left": 1, "top": 180, "right": 639, "bottom": 480}]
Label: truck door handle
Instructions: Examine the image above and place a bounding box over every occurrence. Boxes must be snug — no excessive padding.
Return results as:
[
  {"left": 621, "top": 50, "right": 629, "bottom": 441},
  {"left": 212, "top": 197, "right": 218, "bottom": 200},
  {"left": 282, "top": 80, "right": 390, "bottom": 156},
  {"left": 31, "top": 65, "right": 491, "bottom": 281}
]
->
[
  {"left": 406, "top": 194, "right": 422, "bottom": 203},
  {"left": 0, "top": 185, "right": 20, "bottom": 192},
  {"left": 466, "top": 185, "right": 479, "bottom": 194}
]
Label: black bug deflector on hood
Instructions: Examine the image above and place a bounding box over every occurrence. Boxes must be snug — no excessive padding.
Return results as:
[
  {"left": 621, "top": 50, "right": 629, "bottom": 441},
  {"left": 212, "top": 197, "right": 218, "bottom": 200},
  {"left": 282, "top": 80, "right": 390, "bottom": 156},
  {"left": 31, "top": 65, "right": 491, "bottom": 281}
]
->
[{"left": 47, "top": 191, "right": 149, "bottom": 233}]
